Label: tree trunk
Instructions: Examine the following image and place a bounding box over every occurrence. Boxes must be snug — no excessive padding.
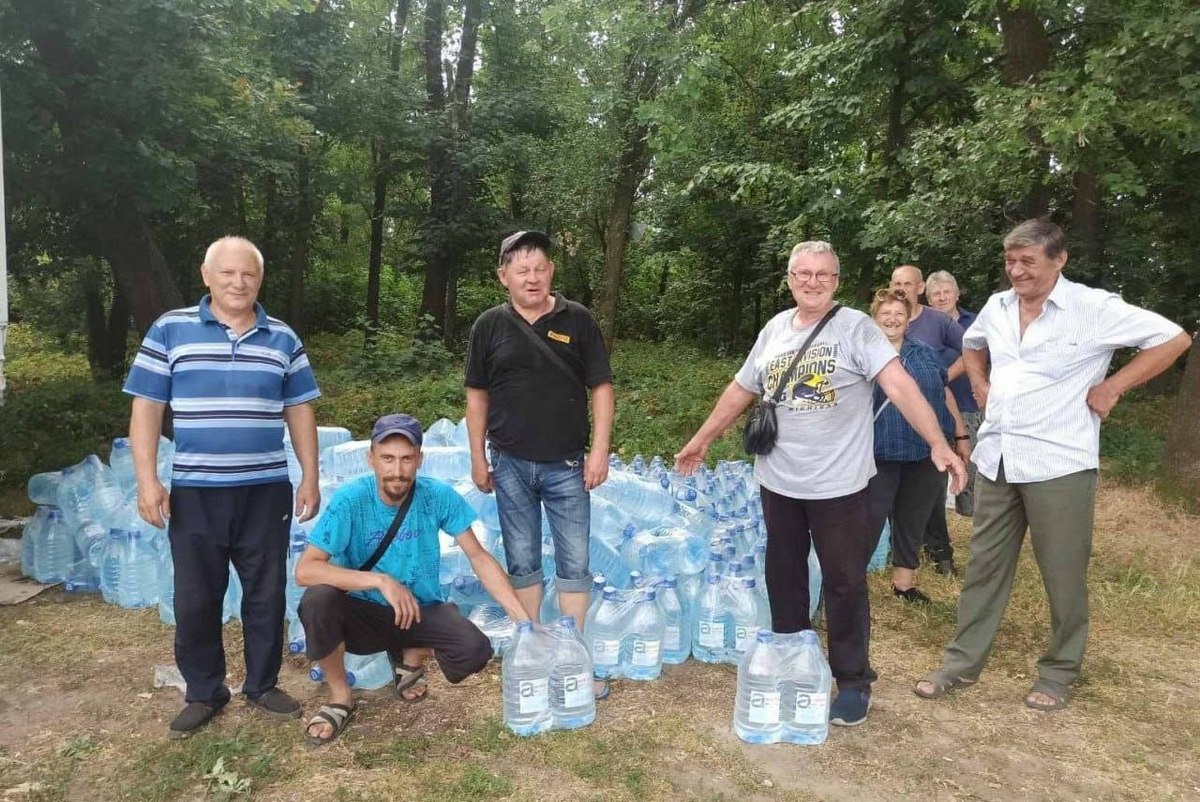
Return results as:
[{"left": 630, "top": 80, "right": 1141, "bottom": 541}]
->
[
  {"left": 96, "top": 204, "right": 185, "bottom": 332},
  {"left": 420, "top": 0, "right": 452, "bottom": 336},
  {"left": 288, "top": 148, "right": 312, "bottom": 334},
  {"left": 1070, "top": 168, "right": 1103, "bottom": 286},
  {"left": 997, "top": 0, "right": 1053, "bottom": 221},
  {"left": 1162, "top": 339, "right": 1200, "bottom": 510},
  {"left": 596, "top": 124, "right": 651, "bottom": 349},
  {"left": 105, "top": 277, "right": 131, "bottom": 378}
]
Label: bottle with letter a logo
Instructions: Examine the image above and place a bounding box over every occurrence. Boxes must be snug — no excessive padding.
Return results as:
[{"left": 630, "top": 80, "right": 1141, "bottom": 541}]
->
[
  {"left": 502, "top": 621, "right": 553, "bottom": 736},
  {"left": 733, "top": 630, "right": 785, "bottom": 744},
  {"left": 549, "top": 616, "right": 595, "bottom": 730},
  {"left": 621, "top": 588, "right": 665, "bottom": 680},
  {"left": 585, "top": 587, "right": 624, "bottom": 680},
  {"left": 782, "top": 629, "right": 831, "bottom": 745}
]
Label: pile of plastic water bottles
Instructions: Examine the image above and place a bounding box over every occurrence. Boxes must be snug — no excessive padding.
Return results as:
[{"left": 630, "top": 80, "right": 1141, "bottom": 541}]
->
[{"left": 20, "top": 417, "right": 889, "bottom": 742}]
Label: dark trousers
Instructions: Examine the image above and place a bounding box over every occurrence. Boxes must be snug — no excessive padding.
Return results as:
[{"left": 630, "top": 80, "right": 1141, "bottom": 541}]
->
[
  {"left": 760, "top": 485, "right": 875, "bottom": 690},
  {"left": 298, "top": 585, "right": 493, "bottom": 684},
  {"left": 922, "top": 503, "right": 955, "bottom": 563},
  {"left": 867, "top": 459, "right": 946, "bottom": 570},
  {"left": 169, "top": 482, "right": 292, "bottom": 704}
]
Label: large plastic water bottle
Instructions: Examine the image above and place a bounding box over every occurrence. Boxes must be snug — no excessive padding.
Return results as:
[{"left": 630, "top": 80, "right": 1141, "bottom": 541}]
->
[
  {"left": 223, "top": 565, "right": 242, "bottom": 623},
  {"left": 158, "top": 548, "right": 176, "bottom": 626},
  {"left": 594, "top": 472, "right": 677, "bottom": 526},
  {"left": 692, "top": 575, "right": 728, "bottom": 663},
  {"left": 588, "top": 525, "right": 633, "bottom": 589},
  {"left": 424, "top": 418, "right": 458, "bottom": 446},
  {"left": 502, "top": 621, "right": 554, "bottom": 736},
  {"left": 584, "top": 574, "right": 608, "bottom": 623},
  {"left": 621, "top": 589, "right": 665, "bottom": 680},
  {"left": 285, "top": 542, "right": 307, "bottom": 623},
  {"left": 585, "top": 587, "right": 624, "bottom": 679},
  {"left": 469, "top": 604, "right": 515, "bottom": 657},
  {"left": 99, "top": 529, "right": 127, "bottom": 604},
  {"left": 34, "top": 508, "right": 71, "bottom": 584},
  {"left": 782, "top": 630, "right": 832, "bottom": 745},
  {"left": 726, "top": 577, "right": 770, "bottom": 666},
  {"left": 118, "top": 531, "right": 159, "bottom": 609},
  {"left": 591, "top": 495, "right": 635, "bottom": 543},
  {"left": 85, "top": 463, "right": 124, "bottom": 526},
  {"left": 539, "top": 578, "right": 560, "bottom": 623},
  {"left": 636, "top": 527, "right": 708, "bottom": 577},
  {"left": 27, "top": 472, "right": 63, "bottom": 506},
  {"left": 20, "top": 507, "right": 50, "bottom": 579},
  {"left": 549, "top": 616, "right": 595, "bottom": 730},
  {"left": 287, "top": 618, "right": 307, "bottom": 655},
  {"left": 417, "top": 446, "right": 471, "bottom": 481},
  {"left": 109, "top": 437, "right": 137, "bottom": 490},
  {"left": 655, "top": 577, "right": 690, "bottom": 664},
  {"left": 453, "top": 480, "right": 502, "bottom": 532},
  {"left": 733, "top": 630, "right": 785, "bottom": 744},
  {"left": 320, "top": 440, "right": 372, "bottom": 480},
  {"left": 56, "top": 465, "right": 92, "bottom": 532},
  {"left": 345, "top": 652, "right": 395, "bottom": 690},
  {"left": 452, "top": 574, "right": 495, "bottom": 609}
]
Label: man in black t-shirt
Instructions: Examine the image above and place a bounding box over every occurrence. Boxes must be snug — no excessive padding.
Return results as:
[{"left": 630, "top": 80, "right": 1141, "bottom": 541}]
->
[{"left": 464, "top": 232, "right": 614, "bottom": 671}]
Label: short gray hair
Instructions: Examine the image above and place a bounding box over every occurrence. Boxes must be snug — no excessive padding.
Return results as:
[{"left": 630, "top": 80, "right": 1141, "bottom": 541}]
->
[
  {"left": 204, "top": 236, "right": 265, "bottom": 272},
  {"left": 925, "top": 270, "right": 958, "bottom": 292},
  {"left": 1003, "top": 219, "right": 1065, "bottom": 258},
  {"left": 788, "top": 241, "right": 840, "bottom": 270}
]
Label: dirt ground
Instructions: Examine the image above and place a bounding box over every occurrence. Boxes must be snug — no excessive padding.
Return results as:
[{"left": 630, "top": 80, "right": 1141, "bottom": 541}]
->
[{"left": 1, "top": 481, "right": 1197, "bottom": 802}]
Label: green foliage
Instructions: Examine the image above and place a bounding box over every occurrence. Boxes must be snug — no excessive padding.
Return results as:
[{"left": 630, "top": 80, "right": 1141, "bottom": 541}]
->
[{"left": 1099, "top": 392, "right": 1175, "bottom": 483}]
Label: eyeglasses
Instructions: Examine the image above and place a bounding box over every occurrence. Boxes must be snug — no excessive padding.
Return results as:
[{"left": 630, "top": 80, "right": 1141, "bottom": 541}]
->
[{"left": 788, "top": 270, "right": 839, "bottom": 285}]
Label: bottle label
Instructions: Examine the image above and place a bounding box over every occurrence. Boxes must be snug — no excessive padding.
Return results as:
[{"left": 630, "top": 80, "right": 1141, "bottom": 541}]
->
[
  {"left": 734, "top": 625, "right": 759, "bottom": 652},
  {"left": 794, "top": 692, "right": 829, "bottom": 725},
  {"left": 631, "top": 638, "right": 661, "bottom": 667},
  {"left": 592, "top": 638, "right": 620, "bottom": 666},
  {"left": 562, "top": 671, "right": 593, "bottom": 709},
  {"left": 664, "top": 626, "right": 681, "bottom": 651},
  {"left": 518, "top": 677, "right": 550, "bottom": 714},
  {"left": 698, "top": 620, "right": 725, "bottom": 648},
  {"left": 748, "top": 690, "right": 781, "bottom": 724}
]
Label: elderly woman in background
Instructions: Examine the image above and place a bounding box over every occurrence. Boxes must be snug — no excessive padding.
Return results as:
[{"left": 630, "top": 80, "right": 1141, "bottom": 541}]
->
[
  {"left": 674, "top": 241, "right": 966, "bottom": 728},
  {"left": 867, "top": 289, "right": 972, "bottom": 604},
  {"left": 925, "top": 270, "right": 982, "bottom": 519}
]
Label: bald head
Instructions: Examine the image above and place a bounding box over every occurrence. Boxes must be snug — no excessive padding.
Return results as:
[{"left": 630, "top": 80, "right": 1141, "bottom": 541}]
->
[
  {"left": 203, "top": 236, "right": 264, "bottom": 274},
  {"left": 890, "top": 265, "right": 924, "bottom": 299}
]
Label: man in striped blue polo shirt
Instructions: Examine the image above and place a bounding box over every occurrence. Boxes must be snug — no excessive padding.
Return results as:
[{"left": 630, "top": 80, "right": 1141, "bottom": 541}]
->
[{"left": 124, "top": 236, "right": 322, "bottom": 738}]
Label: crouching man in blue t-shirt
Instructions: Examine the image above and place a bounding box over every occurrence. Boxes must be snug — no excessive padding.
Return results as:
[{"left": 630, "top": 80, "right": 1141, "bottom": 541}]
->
[{"left": 296, "top": 413, "right": 531, "bottom": 746}]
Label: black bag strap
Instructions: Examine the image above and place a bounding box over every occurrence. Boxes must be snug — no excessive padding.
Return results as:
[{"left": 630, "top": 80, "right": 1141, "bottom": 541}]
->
[
  {"left": 358, "top": 490, "right": 416, "bottom": 573},
  {"left": 505, "top": 304, "right": 587, "bottom": 392},
  {"left": 768, "top": 304, "right": 841, "bottom": 404}
]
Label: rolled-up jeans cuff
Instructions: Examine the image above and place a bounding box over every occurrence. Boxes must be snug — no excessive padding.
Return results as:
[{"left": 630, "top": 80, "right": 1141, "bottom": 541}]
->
[
  {"left": 554, "top": 576, "right": 593, "bottom": 593},
  {"left": 508, "top": 568, "right": 544, "bottom": 590}
]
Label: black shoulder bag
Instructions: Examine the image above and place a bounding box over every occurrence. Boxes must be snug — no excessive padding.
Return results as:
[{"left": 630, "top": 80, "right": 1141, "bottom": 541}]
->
[
  {"left": 505, "top": 305, "right": 587, "bottom": 393},
  {"left": 743, "top": 305, "right": 841, "bottom": 456},
  {"left": 358, "top": 491, "right": 416, "bottom": 573}
]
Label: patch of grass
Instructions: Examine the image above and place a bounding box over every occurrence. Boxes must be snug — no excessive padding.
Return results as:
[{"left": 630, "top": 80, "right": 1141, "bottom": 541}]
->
[
  {"left": 59, "top": 736, "right": 99, "bottom": 759},
  {"left": 439, "top": 763, "right": 514, "bottom": 799},
  {"left": 1100, "top": 392, "right": 1175, "bottom": 482},
  {"left": 116, "top": 726, "right": 288, "bottom": 801},
  {"left": 352, "top": 734, "right": 432, "bottom": 769},
  {"left": 464, "top": 715, "right": 512, "bottom": 754}
]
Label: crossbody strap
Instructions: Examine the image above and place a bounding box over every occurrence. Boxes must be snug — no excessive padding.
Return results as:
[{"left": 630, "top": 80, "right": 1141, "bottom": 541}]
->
[
  {"left": 768, "top": 305, "right": 841, "bottom": 404},
  {"left": 358, "top": 490, "right": 416, "bottom": 573},
  {"left": 505, "top": 305, "right": 586, "bottom": 393}
]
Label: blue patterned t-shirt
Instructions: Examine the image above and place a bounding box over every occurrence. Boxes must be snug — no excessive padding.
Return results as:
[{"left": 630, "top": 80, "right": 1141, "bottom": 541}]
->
[{"left": 307, "top": 475, "right": 476, "bottom": 607}]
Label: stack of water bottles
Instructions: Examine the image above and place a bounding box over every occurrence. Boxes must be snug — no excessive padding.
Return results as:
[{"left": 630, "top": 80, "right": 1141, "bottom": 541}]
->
[
  {"left": 501, "top": 616, "right": 595, "bottom": 736},
  {"left": 732, "top": 629, "right": 832, "bottom": 745}
]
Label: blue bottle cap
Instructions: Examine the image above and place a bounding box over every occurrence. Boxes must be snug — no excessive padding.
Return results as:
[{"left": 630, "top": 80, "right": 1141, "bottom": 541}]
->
[
  {"left": 602, "top": 587, "right": 621, "bottom": 601},
  {"left": 517, "top": 620, "right": 534, "bottom": 632},
  {"left": 756, "top": 630, "right": 774, "bottom": 643},
  {"left": 659, "top": 576, "right": 678, "bottom": 588},
  {"left": 557, "top": 615, "right": 577, "bottom": 629},
  {"left": 799, "top": 629, "right": 819, "bottom": 645},
  {"left": 706, "top": 574, "right": 721, "bottom": 585},
  {"left": 640, "top": 589, "right": 657, "bottom": 602}
]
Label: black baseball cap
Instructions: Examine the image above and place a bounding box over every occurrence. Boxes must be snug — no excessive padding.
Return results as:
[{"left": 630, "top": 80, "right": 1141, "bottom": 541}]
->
[
  {"left": 370, "top": 413, "right": 423, "bottom": 447},
  {"left": 498, "top": 230, "right": 551, "bottom": 263}
]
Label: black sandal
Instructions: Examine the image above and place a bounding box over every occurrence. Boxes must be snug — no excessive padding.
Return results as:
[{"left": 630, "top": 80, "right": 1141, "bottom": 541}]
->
[
  {"left": 394, "top": 663, "right": 429, "bottom": 703},
  {"left": 305, "top": 703, "right": 356, "bottom": 746}
]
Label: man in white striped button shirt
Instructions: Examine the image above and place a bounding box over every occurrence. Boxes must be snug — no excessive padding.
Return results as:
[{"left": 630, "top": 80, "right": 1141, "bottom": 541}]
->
[{"left": 915, "top": 219, "right": 1191, "bottom": 711}]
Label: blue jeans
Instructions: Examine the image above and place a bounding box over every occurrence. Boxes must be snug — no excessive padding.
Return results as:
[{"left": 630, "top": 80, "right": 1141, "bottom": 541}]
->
[{"left": 489, "top": 447, "right": 592, "bottom": 593}]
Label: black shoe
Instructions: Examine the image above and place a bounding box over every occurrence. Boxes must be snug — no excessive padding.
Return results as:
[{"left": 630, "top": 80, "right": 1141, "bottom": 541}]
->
[
  {"left": 892, "top": 585, "right": 932, "bottom": 605},
  {"left": 169, "top": 700, "right": 226, "bottom": 739},
  {"left": 830, "top": 688, "right": 871, "bottom": 727},
  {"left": 245, "top": 688, "right": 302, "bottom": 719},
  {"left": 933, "top": 559, "right": 958, "bottom": 577}
]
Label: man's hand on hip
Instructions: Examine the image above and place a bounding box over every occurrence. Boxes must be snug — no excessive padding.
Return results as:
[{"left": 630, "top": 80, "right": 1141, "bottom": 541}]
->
[
  {"left": 584, "top": 450, "right": 609, "bottom": 490},
  {"left": 1085, "top": 380, "right": 1122, "bottom": 420}
]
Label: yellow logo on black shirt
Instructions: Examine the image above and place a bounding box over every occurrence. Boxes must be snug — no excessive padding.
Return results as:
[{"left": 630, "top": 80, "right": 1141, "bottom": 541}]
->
[{"left": 548, "top": 330, "right": 571, "bottom": 344}]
